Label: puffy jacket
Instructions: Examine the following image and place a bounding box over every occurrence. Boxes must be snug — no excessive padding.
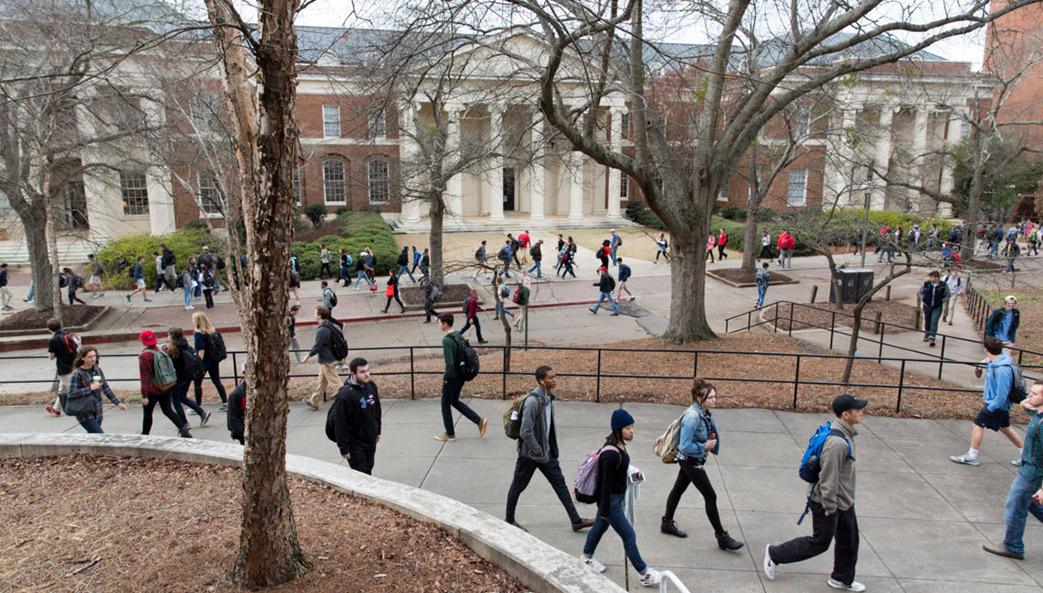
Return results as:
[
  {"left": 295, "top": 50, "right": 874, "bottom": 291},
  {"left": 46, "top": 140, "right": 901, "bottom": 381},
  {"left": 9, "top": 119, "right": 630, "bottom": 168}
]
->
[{"left": 518, "top": 386, "right": 557, "bottom": 464}]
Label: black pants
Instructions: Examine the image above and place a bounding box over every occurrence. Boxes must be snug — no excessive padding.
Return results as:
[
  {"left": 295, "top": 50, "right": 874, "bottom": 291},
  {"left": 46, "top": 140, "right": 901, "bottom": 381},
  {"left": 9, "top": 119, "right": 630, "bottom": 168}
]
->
[
  {"left": 769, "top": 501, "right": 859, "bottom": 586},
  {"left": 155, "top": 274, "right": 175, "bottom": 292},
  {"left": 203, "top": 289, "right": 214, "bottom": 308},
  {"left": 505, "top": 456, "right": 582, "bottom": 524},
  {"left": 142, "top": 390, "right": 189, "bottom": 436},
  {"left": 460, "top": 315, "right": 484, "bottom": 342},
  {"left": 383, "top": 294, "right": 405, "bottom": 312},
  {"left": 194, "top": 365, "right": 228, "bottom": 404},
  {"left": 440, "top": 377, "right": 480, "bottom": 436},
  {"left": 346, "top": 441, "right": 377, "bottom": 475},
  {"left": 68, "top": 290, "right": 86, "bottom": 305},
  {"left": 663, "top": 458, "right": 725, "bottom": 533},
  {"left": 717, "top": 244, "right": 727, "bottom": 259},
  {"left": 320, "top": 262, "right": 333, "bottom": 278},
  {"left": 424, "top": 298, "right": 437, "bottom": 322}
]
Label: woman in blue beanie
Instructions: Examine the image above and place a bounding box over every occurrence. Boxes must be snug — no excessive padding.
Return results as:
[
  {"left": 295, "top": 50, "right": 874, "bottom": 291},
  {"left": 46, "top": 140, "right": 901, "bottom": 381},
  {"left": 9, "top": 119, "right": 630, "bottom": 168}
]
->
[{"left": 580, "top": 408, "right": 662, "bottom": 587}]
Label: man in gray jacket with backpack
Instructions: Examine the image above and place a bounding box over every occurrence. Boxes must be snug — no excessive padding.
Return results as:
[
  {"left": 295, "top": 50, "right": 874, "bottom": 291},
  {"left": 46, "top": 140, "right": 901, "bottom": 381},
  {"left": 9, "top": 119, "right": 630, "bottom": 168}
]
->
[{"left": 504, "top": 365, "right": 594, "bottom": 533}]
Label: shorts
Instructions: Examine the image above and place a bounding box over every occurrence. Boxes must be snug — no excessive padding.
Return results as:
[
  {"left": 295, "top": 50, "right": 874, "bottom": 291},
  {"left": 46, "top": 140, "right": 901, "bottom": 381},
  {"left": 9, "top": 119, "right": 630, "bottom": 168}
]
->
[
  {"left": 135, "top": 279, "right": 146, "bottom": 289},
  {"left": 88, "top": 275, "right": 101, "bottom": 285},
  {"left": 973, "top": 405, "right": 1011, "bottom": 431}
]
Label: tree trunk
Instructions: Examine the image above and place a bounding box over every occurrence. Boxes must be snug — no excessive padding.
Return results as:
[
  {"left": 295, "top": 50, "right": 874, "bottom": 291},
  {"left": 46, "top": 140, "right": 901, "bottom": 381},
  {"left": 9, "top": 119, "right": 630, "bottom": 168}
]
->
[
  {"left": 429, "top": 194, "right": 445, "bottom": 286},
  {"left": 493, "top": 272, "right": 512, "bottom": 371},
  {"left": 20, "top": 203, "right": 54, "bottom": 312},
  {"left": 819, "top": 245, "right": 843, "bottom": 311},
  {"left": 741, "top": 201, "right": 761, "bottom": 272},
  {"left": 960, "top": 127, "right": 985, "bottom": 263},
  {"left": 662, "top": 230, "right": 715, "bottom": 343},
  {"left": 840, "top": 260, "right": 910, "bottom": 383},
  {"left": 46, "top": 168, "right": 63, "bottom": 324}
]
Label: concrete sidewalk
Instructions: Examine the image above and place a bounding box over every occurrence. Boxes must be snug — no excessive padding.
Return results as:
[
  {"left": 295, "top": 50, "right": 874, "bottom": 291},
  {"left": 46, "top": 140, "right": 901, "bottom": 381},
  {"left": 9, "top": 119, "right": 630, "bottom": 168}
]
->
[{"left": 2, "top": 399, "right": 1039, "bottom": 592}]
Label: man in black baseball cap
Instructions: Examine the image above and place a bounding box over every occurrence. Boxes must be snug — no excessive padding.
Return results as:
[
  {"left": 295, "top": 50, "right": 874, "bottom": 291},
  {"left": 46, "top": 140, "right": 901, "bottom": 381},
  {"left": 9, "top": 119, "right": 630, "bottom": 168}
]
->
[{"left": 764, "top": 393, "right": 868, "bottom": 592}]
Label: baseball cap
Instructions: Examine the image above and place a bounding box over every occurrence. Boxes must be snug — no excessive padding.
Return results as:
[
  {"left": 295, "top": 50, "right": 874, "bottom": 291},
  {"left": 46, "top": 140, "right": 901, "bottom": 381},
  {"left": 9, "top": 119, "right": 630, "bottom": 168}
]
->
[
  {"left": 599, "top": 266, "right": 607, "bottom": 271},
  {"left": 1005, "top": 295, "right": 1018, "bottom": 303},
  {"left": 832, "top": 393, "right": 868, "bottom": 416},
  {"left": 139, "top": 330, "right": 158, "bottom": 346}
]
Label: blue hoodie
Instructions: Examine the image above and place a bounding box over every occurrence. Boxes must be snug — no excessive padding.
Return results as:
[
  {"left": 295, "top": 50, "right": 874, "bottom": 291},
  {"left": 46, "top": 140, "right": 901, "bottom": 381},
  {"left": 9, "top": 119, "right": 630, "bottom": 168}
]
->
[{"left": 984, "top": 353, "right": 1015, "bottom": 412}]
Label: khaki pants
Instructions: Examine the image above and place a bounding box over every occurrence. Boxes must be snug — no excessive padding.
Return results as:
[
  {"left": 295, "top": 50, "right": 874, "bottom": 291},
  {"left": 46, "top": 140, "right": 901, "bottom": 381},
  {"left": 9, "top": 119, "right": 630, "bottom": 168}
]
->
[
  {"left": 53, "top": 372, "right": 71, "bottom": 413},
  {"left": 944, "top": 294, "right": 960, "bottom": 323},
  {"left": 310, "top": 362, "right": 340, "bottom": 407}
]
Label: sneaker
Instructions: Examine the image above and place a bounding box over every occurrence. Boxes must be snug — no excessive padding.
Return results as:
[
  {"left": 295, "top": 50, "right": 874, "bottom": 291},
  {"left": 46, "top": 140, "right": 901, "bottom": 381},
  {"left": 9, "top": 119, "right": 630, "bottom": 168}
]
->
[
  {"left": 639, "top": 568, "right": 662, "bottom": 587},
  {"left": 589, "top": 308, "right": 597, "bottom": 314},
  {"left": 950, "top": 453, "right": 980, "bottom": 466},
  {"left": 217, "top": 404, "right": 228, "bottom": 412},
  {"left": 184, "top": 306, "right": 194, "bottom": 310},
  {"left": 610, "top": 312, "right": 620, "bottom": 316},
  {"left": 125, "top": 295, "right": 131, "bottom": 302},
  {"left": 478, "top": 418, "right": 489, "bottom": 437},
  {"left": 200, "top": 411, "right": 212, "bottom": 427},
  {"left": 1012, "top": 458, "right": 1024, "bottom": 467},
  {"left": 45, "top": 406, "right": 61, "bottom": 418},
  {"left": 434, "top": 433, "right": 456, "bottom": 442},
  {"left": 983, "top": 543, "right": 1024, "bottom": 559},
  {"left": 827, "top": 578, "right": 867, "bottom": 592},
  {"left": 763, "top": 544, "right": 776, "bottom": 580},
  {"left": 143, "top": 298, "right": 152, "bottom": 302},
  {"left": 581, "top": 556, "right": 606, "bottom": 573},
  {"left": 187, "top": 409, "right": 199, "bottom": 415},
  {"left": 305, "top": 400, "right": 319, "bottom": 411}
]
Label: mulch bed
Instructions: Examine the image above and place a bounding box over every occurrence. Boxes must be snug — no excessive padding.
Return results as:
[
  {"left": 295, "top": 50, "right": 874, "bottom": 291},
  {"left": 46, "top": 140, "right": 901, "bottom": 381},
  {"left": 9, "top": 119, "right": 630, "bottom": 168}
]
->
[
  {"left": 0, "top": 305, "right": 106, "bottom": 331},
  {"left": 961, "top": 259, "right": 1005, "bottom": 272},
  {"left": 0, "top": 455, "right": 526, "bottom": 593},
  {"left": 399, "top": 283, "right": 472, "bottom": 307},
  {"left": 770, "top": 300, "right": 921, "bottom": 333},
  {"left": 708, "top": 268, "right": 796, "bottom": 287}
]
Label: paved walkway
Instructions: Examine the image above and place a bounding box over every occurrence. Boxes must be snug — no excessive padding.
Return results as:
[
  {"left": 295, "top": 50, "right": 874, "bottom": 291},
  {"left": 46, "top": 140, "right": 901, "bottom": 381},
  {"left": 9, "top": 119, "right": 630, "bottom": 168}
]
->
[{"left": 1, "top": 400, "right": 1038, "bottom": 592}]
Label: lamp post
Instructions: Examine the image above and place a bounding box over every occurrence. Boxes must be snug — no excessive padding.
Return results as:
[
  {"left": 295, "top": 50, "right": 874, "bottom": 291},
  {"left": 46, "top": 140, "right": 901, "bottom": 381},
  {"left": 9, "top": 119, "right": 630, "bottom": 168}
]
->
[{"left": 860, "top": 180, "right": 873, "bottom": 269}]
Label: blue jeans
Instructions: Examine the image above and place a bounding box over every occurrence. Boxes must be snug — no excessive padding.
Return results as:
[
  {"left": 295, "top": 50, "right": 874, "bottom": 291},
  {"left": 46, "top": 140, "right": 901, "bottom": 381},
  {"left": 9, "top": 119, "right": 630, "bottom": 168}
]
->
[
  {"left": 495, "top": 302, "right": 513, "bottom": 318},
  {"left": 591, "top": 291, "right": 619, "bottom": 314},
  {"left": 1003, "top": 473, "right": 1043, "bottom": 555},
  {"left": 756, "top": 284, "right": 768, "bottom": 307},
  {"left": 396, "top": 265, "right": 416, "bottom": 283},
  {"left": 183, "top": 285, "right": 192, "bottom": 308},
  {"left": 923, "top": 305, "right": 943, "bottom": 340},
  {"left": 610, "top": 246, "right": 619, "bottom": 266},
  {"left": 527, "top": 261, "right": 542, "bottom": 277},
  {"left": 583, "top": 492, "right": 647, "bottom": 573},
  {"left": 77, "top": 415, "right": 103, "bottom": 433},
  {"left": 26, "top": 281, "right": 34, "bottom": 301},
  {"left": 354, "top": 273, "right": 374, "bottom": 288}
]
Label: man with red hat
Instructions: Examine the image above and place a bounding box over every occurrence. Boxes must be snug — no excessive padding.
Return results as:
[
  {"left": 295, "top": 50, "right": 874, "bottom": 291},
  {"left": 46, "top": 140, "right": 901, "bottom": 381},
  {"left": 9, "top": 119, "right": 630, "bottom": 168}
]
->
[
  {"left": 138, "top": 330, "right": 192, "bottom": 438},
  {"left": 589, "top": 266, "right": 620, "bottom": 316}
]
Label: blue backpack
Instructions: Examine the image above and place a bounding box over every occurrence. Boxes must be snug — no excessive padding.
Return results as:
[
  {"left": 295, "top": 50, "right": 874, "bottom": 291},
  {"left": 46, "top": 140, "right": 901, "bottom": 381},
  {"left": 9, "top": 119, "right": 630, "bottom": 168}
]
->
[{"left": 797, "top": 422, "right": 852, "bottom": 524}]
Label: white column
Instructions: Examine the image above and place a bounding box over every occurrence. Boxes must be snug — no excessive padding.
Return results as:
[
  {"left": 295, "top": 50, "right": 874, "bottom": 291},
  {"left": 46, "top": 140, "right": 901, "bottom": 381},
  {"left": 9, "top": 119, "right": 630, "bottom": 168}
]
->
[
  {"left": 938, "top": 111, "right": 962, "bottom": 218},
  {"left": 444, "top": 102, "right": 463, "bottom": 218},
  {"left": 872, "top": 107, "right": 894, "bottom": 211},
  {"left": 568, "top": 150, "right": 584, "bottom": 219},
  {"left": 911, "top": 107, "right": 929, "bottom": 212},
  {"left": 487, "top": 105, "right": 505, "bottom": 221},
  {"left": 398, "top": 100, "right": 422, "bottom": 224},
  {"left": 606, "top": 107, "right": 623, "bottom": 218},
  {"left": 529, "top": 113, "right": 545, "bottom": 220},
  {"left": 835, "top": 107, "right": 858, "bottom": 207}
]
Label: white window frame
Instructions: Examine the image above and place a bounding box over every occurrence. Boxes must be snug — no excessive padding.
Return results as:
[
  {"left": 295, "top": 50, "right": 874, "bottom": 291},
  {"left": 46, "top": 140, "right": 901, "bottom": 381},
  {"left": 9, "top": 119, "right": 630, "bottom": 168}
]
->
[
  {"left": 120, "top": 170, "right": 149, "bottom": 216},
  {"left": 323, "top": 160, "right": 346, "bottom": 204},
  {"left": 787, "top": 167, "right": 808, "bottom": 207},
  {"left": 198, "top": 170, "right": 224, "bottom": 216},
  {"left": 619, "top": 171, "right": 628, "bottom": 199},
  {"left": 368, "top": 107, "right": 386, "bottom": 140},
  {"left": 368, "top": 159, "right": 389, "bottom": 204},
  {"left": 717, "top": 180, "right": 729, "bottom": 202},
  {"left": 322, "top": 105, "right": 340, "bottom": 138},
  {"left": 292, "top": 165, "right": 301, "bottom": 204},
  {"left": 620, "top": 111, "right": 630, "bottom": 140}
]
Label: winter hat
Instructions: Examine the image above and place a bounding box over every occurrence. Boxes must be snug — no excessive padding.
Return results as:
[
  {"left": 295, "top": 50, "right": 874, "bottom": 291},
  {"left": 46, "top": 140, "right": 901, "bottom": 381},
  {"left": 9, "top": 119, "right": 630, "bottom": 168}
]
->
[
  {"left": 1005, "top": 295, "right": 1018, "bottom": 303},
  {"left": 611, "top": 408, "right": 635, "bottom": 432}
]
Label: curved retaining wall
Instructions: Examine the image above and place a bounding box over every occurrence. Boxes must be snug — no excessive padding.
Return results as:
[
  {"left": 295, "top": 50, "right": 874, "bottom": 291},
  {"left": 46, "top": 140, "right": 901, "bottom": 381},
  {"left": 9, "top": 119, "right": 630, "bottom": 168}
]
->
[{"left": 0, "top": 433, "right": 625, "bottom": 593}]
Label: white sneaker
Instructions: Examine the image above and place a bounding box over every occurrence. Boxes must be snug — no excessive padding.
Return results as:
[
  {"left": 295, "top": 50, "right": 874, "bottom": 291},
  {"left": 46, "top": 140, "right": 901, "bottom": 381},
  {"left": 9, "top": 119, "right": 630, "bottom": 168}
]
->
[
  {"left": 1012, "top": 458, "right": 1024, "bottom": 467},
  {"left": 763, "top": 544, "right": 776, "bottom": 580},
  {"left": 827, "top": 577, "right": 866, "bottom": 592},
  {"left": 639, "top": 568, "right": 662, "bottom": 587},
  {"left": 950, "top": 453, "right": 980, "bottom": 466},
  {"left": 581, "top": 556, "right": 606, "bottom": 573}
]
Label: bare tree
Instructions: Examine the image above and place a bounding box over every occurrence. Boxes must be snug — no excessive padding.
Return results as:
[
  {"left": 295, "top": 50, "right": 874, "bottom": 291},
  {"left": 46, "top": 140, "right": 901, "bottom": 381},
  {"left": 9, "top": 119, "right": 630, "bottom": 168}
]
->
[{"left": 200, "top": 0, "right": 310, "bottom": 586}]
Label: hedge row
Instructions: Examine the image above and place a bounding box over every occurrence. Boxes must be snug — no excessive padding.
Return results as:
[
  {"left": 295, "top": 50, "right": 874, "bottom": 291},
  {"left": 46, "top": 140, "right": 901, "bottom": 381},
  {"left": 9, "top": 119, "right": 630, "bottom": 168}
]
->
[
  {"left": 290, "top": 210, "right": 398, "bottom": 278},
  {"left": 96, "top": 227, "right": 215, "bottom": 290}
]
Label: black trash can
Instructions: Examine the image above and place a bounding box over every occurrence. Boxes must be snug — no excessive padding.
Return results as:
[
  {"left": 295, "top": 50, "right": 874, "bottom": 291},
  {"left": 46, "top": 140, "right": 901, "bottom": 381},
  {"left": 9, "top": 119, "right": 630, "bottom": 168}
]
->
[{"left": 830, "top": 268, "right": 874, "bottom": 304}]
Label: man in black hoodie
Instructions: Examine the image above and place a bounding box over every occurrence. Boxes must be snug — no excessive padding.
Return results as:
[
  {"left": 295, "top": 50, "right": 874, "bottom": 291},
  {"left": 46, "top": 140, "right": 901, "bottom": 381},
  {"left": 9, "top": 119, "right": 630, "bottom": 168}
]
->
[{"left": 333, "top": 357, "right": 382, "bottom": 474}]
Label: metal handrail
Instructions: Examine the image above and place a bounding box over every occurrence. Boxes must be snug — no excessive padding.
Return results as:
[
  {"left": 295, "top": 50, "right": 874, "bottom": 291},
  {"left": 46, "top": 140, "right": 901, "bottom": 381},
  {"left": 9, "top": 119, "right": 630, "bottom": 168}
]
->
[{"left": 658, "top": 570, "right": 691, "bottom": 593}]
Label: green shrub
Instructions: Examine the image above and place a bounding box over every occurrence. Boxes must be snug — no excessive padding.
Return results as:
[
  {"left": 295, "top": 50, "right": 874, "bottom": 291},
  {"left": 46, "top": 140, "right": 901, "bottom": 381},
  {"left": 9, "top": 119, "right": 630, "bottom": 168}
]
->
[
  {"left": 96, "top": 227, "right": 214, "bottom": 290},
  {"left": 290, "top": 211, "right": 398, "bottom": 278},
  {"left": 304, "top": 204, "right": 327, "bottom": 227},
  {"left": 335, "top": 206, "right": 350, "bottom": 216},
  {"left": 717, "top": 207, "right": 747, "bottom": 221}
]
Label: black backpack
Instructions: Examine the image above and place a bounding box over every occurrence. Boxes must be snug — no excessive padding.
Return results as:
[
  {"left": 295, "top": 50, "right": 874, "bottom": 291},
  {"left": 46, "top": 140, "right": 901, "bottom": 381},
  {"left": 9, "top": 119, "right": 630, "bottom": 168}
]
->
[
  {"left": 325, "top": 288, "right": 338, "bottom": 308},
  {"left": 216, "top": 255, "right": 225, "bottom": 270},
  {"left": 397, "top": 252, "right": 408, "bottom": 266},
  {"left": 180, "top": 344, "right": 205, "bottom": 381},
  {"left": 327, "top": 322, "right": 349, "bottom": 361},
  {"left": 206, "top": 332, "right": 228, "bottom": 362},
  {"left": 605, "top": 276, "right": 616, "bottom": 292},
  {"left": 325, "top": 394, "right": 342, "bottom": 442},
  {"left": 451, "top": 332, "right": 480, "bottom": 381}
]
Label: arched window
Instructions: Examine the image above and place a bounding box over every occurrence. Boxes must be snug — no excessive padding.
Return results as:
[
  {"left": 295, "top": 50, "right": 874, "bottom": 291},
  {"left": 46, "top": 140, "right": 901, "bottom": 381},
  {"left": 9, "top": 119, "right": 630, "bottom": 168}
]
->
[
  {"left": 323, "top": 159, "right": 346, "bottom": 203},
  {"left": 368, "top": 159, "right": 389, "bottom": 204}
]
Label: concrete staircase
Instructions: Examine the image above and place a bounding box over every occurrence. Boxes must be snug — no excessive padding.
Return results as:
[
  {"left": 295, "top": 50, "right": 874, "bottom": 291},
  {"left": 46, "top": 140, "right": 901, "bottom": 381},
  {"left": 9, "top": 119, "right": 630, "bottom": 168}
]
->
[{"left": 0, "top": 238, "right": 102, "bottom": 267}]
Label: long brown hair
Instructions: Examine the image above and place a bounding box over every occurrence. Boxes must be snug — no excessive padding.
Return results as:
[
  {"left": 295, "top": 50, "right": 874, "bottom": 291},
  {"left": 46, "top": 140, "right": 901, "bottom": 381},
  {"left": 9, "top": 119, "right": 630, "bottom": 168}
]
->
[
  {"left": 167, "top": 327, "right": 184, "bottom": 359},
  {"left": 73, "top": 346, "right": 99, "bottom": 369},
  {"left": 691, "top": 377, "right": 715, "bottom": 407}
]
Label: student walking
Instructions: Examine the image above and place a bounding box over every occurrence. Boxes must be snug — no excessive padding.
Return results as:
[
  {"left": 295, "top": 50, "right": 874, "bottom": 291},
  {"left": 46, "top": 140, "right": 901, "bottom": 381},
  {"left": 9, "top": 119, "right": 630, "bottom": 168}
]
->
[
  {"left": 319, "top": 244, "right": 333, "bottom": 279},
  {"left": 717, "top": 228, "right": 729, "bottom": 260},
  {"left": 411, "top": 245, "right": 422, "bottom": 276},
  {"left": 759, "top": 230, "right": 773, "bottom": 262},
  {"left": 512, "top": 285, "right": 530, "bottom": 332},
  {"left": 289, "top": 304, "right": 302, "bottom": 363},
  {"left": 597, "top": 239, "right": 611, "bottom": 269},
  {"left": 126, "top": 256, "right": 152, "bottom": 303},
  {"left": 615, "top": 258, "right": 634, "bottom": 301},
  {"left": 64, "top": 268, "right": 86, "bottom": 305},
  {"left": 44, "top": 318, "right": 80, "bottom": 417},
  {"left": 918, "top": 270, "right": 950, "bottom": 347},
  {"left": 498, "top": 239, "right": 514, "bottom": 278},
  {"left": 755, "top": 262, "right": 771, "bottom": 308},
  {"left": 192, "top": 312, "right": 229, "bottom": 410},
  {"left": 459, "top": 288, "right": 488, "bottom": 344},
  {"left": 505, "top": 365, "right": 594, "bottom": 532},
  {"left": 153, "top": 251, "right": 175, "bottom": 293},
  {"left": 983, "top": 380, "right": 1043, "bottom": 560},
  {"left": 137, "top": 330, "right": 192, "bottom": 438},
  {"left": 180, "top": 264, "right": 195, "bottom": 311},
  {"left": 764, "top": 394, "right": 867, "bottom": 592},
  {"left": 395, "top": 246, "right": 417, "bottom": 283},
  {"left": 473, "top": 240, "right": 489, "bottom": 279},
  {"left": 0, "top": 263, "right": 14, "bottom": 310},
  {"left": 353, "top": 252, "right": 376, "bottom": 290},
  {"left": 609, "top": 229, "right": 622, "bottom": 266},
  {"left": 580, "top": 408, "right": 662, "bottom": 587},
  {"left": 86, "top": 254, "right": 105, "bottom": 298},
  {"left": 199, "top": 262, "right": 216, "bottom": 309},
  {"left": 64, "top": 346, "right": 127, "bottom": 433},
  {"left": 660, "top": 378, "right": 744, "bottom": 550},
  {"left": 951, "top": 336, "right": 1025, "bottom": 466},
  {"left": 332, "top": 357, "right": 382, "bottom": 475},
  {"left": 589, "top": 267, "right": 619, "bottom": 316},
  {"left": 421, "top": 278, "right": 440, "bottom": 323},
  {"left": 526, "top": 239, "right": 544, "bottom": 278},
  {"left": 777, "top": 230, "right": 795, "bottom": 269},
  {"left": 381, "top": 274, "right": 405, "bottom": 314},
  {"left": 434, "top": 313, "right": 488, "bottom": 442},
  {"left": 301, "top": 306, "right": 345, "bottom": 411},
  {"left": 338, "top": 249, "right": 352, "bottom": 286},
  {"left": 655, "top": 233, "right": 670, "bottom": 263},
  {"left": 705, "top": 233, "right": 716, "bottom": 263},
  {"left": 493, "top": 277, "right": 514, "bottom": 322},
  {"left": 986, "top": 295, "right": 1020, "bottom": 346},
  {"left": 942, "top": 269, "right": 964, "bottom": 325},
  {"left": 321, "top": 280, "right": 338, "bottom": 312},
  {"left": 165, "top": 327, "right": 211, "bottom": 427}
]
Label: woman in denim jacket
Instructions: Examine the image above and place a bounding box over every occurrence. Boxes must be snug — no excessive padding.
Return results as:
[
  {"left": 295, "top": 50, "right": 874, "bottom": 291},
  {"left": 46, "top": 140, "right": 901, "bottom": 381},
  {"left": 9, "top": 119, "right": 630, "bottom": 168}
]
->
[{"left": 660, "top": 378, "right": 744, "bottom": 551}]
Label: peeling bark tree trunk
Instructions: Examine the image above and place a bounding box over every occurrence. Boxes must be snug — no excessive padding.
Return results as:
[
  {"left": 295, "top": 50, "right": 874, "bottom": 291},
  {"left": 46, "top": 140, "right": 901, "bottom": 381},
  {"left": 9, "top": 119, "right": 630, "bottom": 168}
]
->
[
  {"left": 429, "top": 194, "right": 445, "bottom": 287},
  {"left": 204, "top": 0, "right": 310, "bottom": 587},
  {"left": 13, "top": 199, "right": 55, "bottom": 312},
  {"left": 663, "top": 230, "right": 714, "bottom": 343},
  {"left": 840, "top": 259, "right": 910, "bottom": 384},
  {"left": 493, "top": 272, "right": 512, "bottom": 371},
  {"left": 741, "top": 206, "right": 761, "bottom": 272},
  {"left": 960, "top": 126, "right": 986, "bottom": 263},
  {"left": 45, "top": 168, "right": 63, "bottom": 324}
]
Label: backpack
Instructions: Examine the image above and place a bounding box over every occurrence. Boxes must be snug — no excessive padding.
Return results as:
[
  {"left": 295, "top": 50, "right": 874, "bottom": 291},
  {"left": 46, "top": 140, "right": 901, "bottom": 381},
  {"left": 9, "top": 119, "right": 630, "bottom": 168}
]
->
[
  {"left": 180, "top": 344, "right": 205, "bottom": 381},
  {"left": 498, "top": 246, "right": 510, "bottom": 261},
  {"left": 475, "top": 248, "right": 484, "bottom": 260},
  {"left": 325, "top": 395, "right": 342, "bottom": 442},
  {"left": 326, "top": 288, "right": 338, "bottom": 308},
  {"left": 151, "top": 350, "right": 178, "bottom": 391},
  {"left": 574, "top": 444, "right": 619, "bottom": 503},
  {"left": 202, "top": 271, "right": 215, "bottom": 289},
  {"left": 206, "top": 332, "right": 228, "bottom": 362},
  {"left": 503, "top": 393, "right": 542, "bottom": 440},
  {"left": 450, "top": 332, "right": 480, "bottom": 381},
  {"left": 605, "top": 276, "right": 616, "bottom": 292},
  {"left": 462, "top": 296, "right": 474, "bottom": 315},
  {"left": 595, "top": 247, "right": 605, "bottom": 260},
  {"left": 60, "top": 332, "right": 82, "bottom": 360},
  {"left": 616, "top": 237, "right": 622, "bottom": 247},
  {"left": 397, "top": 252, "right": 408, "bottom": 266},
  {"left": 1006, "top": 363, "right": 1028, "bottom": 405},
  {"left": 512, "top": 287, "right": 523, "bottom": 304},
  {"left": 430, "top": 285, "right": 442, "bottom": 301},
  {"left": 653, "top": 411, "right": 692, "bottom": 463},
  {"left": 327, "top": 322, "right": 349, "bottom": 361},
  {"left": 216, "top": 255, "right": 225, "bottom": 270},
  {"left": 798, "top": 423, "right": 851, "bottom": 484}
]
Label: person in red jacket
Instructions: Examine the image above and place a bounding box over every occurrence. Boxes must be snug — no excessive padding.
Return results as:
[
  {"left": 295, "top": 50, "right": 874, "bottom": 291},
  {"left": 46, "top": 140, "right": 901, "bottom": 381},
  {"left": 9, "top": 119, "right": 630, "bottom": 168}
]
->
[
  {"left": 717, "top": 228, "right": 729, "bottom": 260},
  {"left": 777, "top": 231, "right": 795, "bottom": 269},
  {"left": 459, "top": 288, "right": 488, "bottom": 344}
]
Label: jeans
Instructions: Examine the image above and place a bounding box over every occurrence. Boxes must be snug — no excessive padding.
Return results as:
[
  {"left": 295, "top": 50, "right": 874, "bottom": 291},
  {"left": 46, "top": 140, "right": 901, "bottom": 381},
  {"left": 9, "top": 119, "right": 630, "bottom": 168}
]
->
[
  {"left": 170, "top": 379, "right": 206, "bottom": 426},
  {"left": 289, "top": 336, "right": 302, "bottom": 362},
  {"left": 527, "top": 261, "right": 542, "bottom": 277},
  {"left": 1003, "top": 472, "right": 1043, "bottom": 555},
  {"left": 756, "top": 284, "right": 768, "bottom": 307},
  {"left": 610, "top": 245, "right": 619, "bottom": 265},
  {"left": 494, "top": 302, "right": 513, "bottom": 318},
  {"left": 339, "top": 266, "right": 351, "bottom": 284},
  {"left": 354, "top": 273, "right": 375, "bottom": 288},
  {"left": 396, "top": 265, "right": 416, "bottom": 283},
  {"left": 583, "top": 492, "right": 647, "bottom": 573},
  {"left": 780, "top": 248, "right": 793, "bottom": 268},
  {"left": 440, "top": 377, "right": 480, "bottom": 436},
  {"left": 664, "top": 459, "right": 725, "bottom": 533},
  {"left": 506, "top": 456, "right": 582, "bottom": 524},
  {"left": 591, "top": 291, "right": 619, "bottom": 314},
  {"left": 424, "top": 298, "right": 437, "bottom": 322},
  {"left": 77, "top": 415, "right": 103, "bottom": 433},
  {"left": 26, "top": 280, "right": 34, "bottom": 301},
  {"left": 460, "top": 315, "right": 484, "bottom": 341},
  {"left": 194, "top": 365, "right": 228, "bottom": 405},
  {"left": 561, "top": 260, "right": 576, "bottom": 278},
  {"left": 923, "top": 305, "right": 943, "bottom": 341},
  {"left": 183, "top": 286, "right": 192, "bottom": 308},
  {"left": 769, "top": 501, "right": 859, "bottom": 586},
  {"left": 346, "top": 441, "right": 377, "bottom": 475}
]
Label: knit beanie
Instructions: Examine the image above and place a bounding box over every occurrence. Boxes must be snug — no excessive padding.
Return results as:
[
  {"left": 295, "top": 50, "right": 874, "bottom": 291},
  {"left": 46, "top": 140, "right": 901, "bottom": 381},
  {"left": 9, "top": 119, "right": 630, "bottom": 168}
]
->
[{"left": 611, "top": 408, "right": 635, "bottom": 432}]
